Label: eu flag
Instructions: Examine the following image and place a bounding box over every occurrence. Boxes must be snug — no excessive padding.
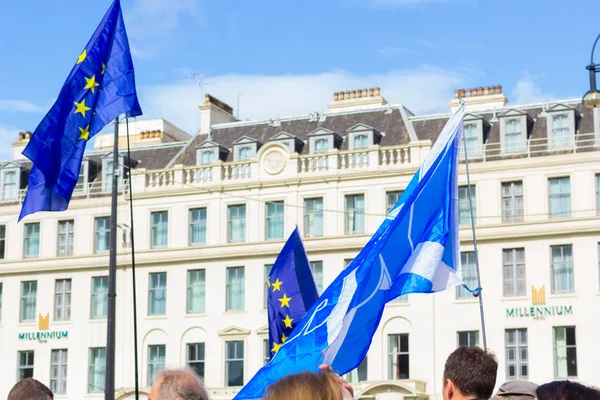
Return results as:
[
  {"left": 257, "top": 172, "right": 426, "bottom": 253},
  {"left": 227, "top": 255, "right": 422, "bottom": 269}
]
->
[
  {"left": 267, "top": 227, "right": 318, "bottom": 360},
  {"left": 19, "top": 0, "right": 142, "bottom": 221}
]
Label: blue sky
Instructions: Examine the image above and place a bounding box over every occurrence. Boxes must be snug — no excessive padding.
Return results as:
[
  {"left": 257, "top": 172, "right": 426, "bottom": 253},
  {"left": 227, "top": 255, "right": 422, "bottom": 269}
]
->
[{"left": 1, "top": 0, "right": 599, "bottom": 159}]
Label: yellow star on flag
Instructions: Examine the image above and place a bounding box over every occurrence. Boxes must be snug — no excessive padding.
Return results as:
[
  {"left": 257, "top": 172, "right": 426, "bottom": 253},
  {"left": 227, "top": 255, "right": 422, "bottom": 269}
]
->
[
  {"left": 272, "top": 278, "right": 283, "bottom": 292},
  {"left": 281, "top": 333, "right": 287, "bottom": 343},
  {"left": 77, "top": 49, "right": 87, "bottom": 64},
  {"left": 84, "top": 75, "right": 100, "bottom": 94},
  {"left": 278, "top": 294, "right": 291, "bottom": 308},
  {"left": 283, "top": 314, "right": 293, "bottom": 328},
  {"left": 101, "top": 63, "right": 106, "bottom": 74},
  {"left": 271, "top": 342, "right": 282, "bottom": 354},
  {"left": 73, "top": 99, "right": 91, "bottom": 117},
  {"left": 78, "top": 125, "right": 90, "bottom": 141},
  {"left": 267, "top": 280, "right": 271, "bottom": 288}
]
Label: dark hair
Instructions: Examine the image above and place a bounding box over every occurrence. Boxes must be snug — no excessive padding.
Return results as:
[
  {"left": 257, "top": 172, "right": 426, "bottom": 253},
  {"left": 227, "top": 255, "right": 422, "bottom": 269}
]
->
[
  {"left": 443, "top": 346, "right": 498, "bottom": 399},
  {"left": 536, "top": 380, "right": 600, "bottom": 400},
  {"left": 8, "top": 378, "right": 54, "bottom": 400}
]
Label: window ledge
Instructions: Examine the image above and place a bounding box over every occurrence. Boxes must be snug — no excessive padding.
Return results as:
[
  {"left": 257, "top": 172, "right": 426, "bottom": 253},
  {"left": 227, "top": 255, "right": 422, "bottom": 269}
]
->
[
  {"left": 52, "top": 320, "right": 72, "bottom": 326},
  {"left": 386, "top": 301, "right": 410, "bottom": 307},
  {"left": 224, "top": 310, "right": 247, "bottom": 315},
  {"left": 454, "top": 298, "right": 479, "bottom": 304},
  {"left": 88, "top": 318, "right": 107, "bottom": 323},
  {"left": 549, "top": 293, "right": 577, "bottom": 299},
  {"left": 501, "top": 296, "right": 529, "bottom": 302},
  {"left": 146, "top": 315, "right": 168, "bottom": 320},
  {"left": 18, "top": 322, "right": 37, "bottom": 326},
  {"left": 183, "top": 313, "right": 207, "bottom": 318}
]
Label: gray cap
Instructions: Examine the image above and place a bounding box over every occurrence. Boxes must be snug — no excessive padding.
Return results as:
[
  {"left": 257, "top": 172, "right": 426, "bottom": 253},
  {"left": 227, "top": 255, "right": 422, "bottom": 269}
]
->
[{"left": 492, "top": 381, "right": 539, "bottom": 400}]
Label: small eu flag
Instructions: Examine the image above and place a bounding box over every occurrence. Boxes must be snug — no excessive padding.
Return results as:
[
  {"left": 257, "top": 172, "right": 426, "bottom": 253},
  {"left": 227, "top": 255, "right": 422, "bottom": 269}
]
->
[
  {"left": 19, "top": 0, "right": 142, "bottom": 221},
  {"left": 267, "top": 227, "right": 318, "bottom": 360}
]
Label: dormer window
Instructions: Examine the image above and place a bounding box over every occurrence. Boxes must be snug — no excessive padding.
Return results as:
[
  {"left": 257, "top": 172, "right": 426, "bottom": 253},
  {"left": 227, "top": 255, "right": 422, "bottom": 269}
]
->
[
  {"left": 200, "top": 150, "right": 216, "bottom": 165},
  {"left": 314, "top": 139, "right": 328, "bottom": 153},
  {"left": 353, "top": 134, "right": 368, "bottom": 150},
  {"left": 499, "top": 109, "right": 532, "bottom": 154},
  {"left": 238, "top": 146, "right": 252, "bottom": 161},
  {"left": 308, "top": 127, "right": 342, "bottom": 155},
  {"left": 462, "top": 123, "right": 479, "bottom": 157},
  {"left": 232, "top": 136, "right": 261, "bottom": 162},
  {"left": 1, "top": 169, "right": 18, "bottom": 200},
  {"left": 74, "top": 161, "right": 88, "bottom": 194},
  {"left": 196, "top": 140, "right": 229, "bottom": 166},
  {"left": 347, "top": 123, "right": 381, "bottom": 151},
  {"left": 545, "top": 104, "right": 579, "bottom": 151},
  {"left": 269, "top": 132, "right": 304, "bottom": 153},
  {"left": 102, "top": 157, "right": 124, "bottom": 192}
]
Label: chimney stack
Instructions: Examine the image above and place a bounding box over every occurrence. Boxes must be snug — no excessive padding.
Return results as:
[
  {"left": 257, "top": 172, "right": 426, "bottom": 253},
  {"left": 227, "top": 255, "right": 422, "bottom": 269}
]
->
[
  {"left": 450, "top": 84, "right": 508, "bottom": 112},
  {"left": 12, "top": 131, "right": 32, "bottom": 160},
  {"left": 200, "top": 94, "right": 236, "bottom": 137},
  {"left": 328, "top": 87, "right": 388, "bottom": 113}
]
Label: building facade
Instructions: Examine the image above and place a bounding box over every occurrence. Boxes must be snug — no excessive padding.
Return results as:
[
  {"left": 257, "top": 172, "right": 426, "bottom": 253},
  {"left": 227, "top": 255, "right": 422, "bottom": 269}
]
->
[{"left": 0, "top": 87, "right": 599, "bottom": 399}]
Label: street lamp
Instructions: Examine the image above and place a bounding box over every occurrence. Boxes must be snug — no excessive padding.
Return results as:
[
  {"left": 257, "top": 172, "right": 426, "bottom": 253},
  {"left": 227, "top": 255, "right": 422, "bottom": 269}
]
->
[{"left": 583, "top": 33, "right": 600, "bottom": 108}]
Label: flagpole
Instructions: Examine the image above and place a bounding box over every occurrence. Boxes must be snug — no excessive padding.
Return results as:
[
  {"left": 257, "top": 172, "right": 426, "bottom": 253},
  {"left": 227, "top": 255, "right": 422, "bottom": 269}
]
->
[
  {"left": 462, "top": 132, "right": 488, "bottom": 351},
  {"left": 105, "top": 117, "right": 119, "bottom": 400}
]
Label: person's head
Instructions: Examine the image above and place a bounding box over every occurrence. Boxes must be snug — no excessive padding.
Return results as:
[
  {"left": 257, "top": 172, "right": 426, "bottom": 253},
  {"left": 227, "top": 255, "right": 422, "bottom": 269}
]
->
[
  {"left": 148, "top": 368, "right": 209, "bottom": 400},
  {"left": 535, "top": 380, "right": 600, "bottom": 400},
  {"left": 491, "top": 380, "right": 538, "bottom": 400},
  {"left": 442, "top": 346, "right": 498, "bottom": 400},
  {"left": 264, "top": 371, "right": 354, "bottom": 400},
  {"left": 7, "top": 378, "right": 54, "bottom": 400}
]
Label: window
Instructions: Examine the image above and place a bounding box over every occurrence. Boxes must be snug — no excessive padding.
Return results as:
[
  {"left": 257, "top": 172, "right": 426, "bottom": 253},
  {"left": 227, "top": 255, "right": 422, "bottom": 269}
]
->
[
  {"left": 551, "top": 245, "right": 574, "bottom": 294},
  {"left": 266, "top": 201, "right": 284, "bottom": 240},
  {"left": 20, "top": 281, "right": 37, "bottom": 321},
  {"left": 458, "top": 186, "right": 476, "bottom": 226},
  {"left": 226, "top": 267, "right": 245, "bottom": 311},
  {"left": 457, "top": 252, "right": 477, "bottom": 299},
  {"left": 505, "top": 329, "right": 528, "bottom": 380},
  {"left": 189, "top": 208, "right": 207, "bottom": 245},
  {"left": 187, "top": 270, "right": 205, "bottom": 314},
  {"left": 238, "top": 146, "right": 252, "bottom": 161},
  {"left": 149, "top": 272, "right": 167, "bottom": 315},
  {"left": 461, "top": 123, "right": 481, "bottom": 157},
  {"left": 554, "top": 326, "right": 577, "bottom": 377},
  {"left": 226, "top": 341, "right": 244, "bottom": 386},
  {"left": 503, "top": 248, "right": 526, "bottom": 297},
  {"left": 388, "top": 334, "right": 409, "bottom": 379},
  {"left": 548, "top": 177, "right": 571, "bottom": 219},
  {"left": 310, "top": 261, "right": 323, "bottom": 294},
  {"left": 24, "top": 222, "right": 40, "bottom": 258},
  {"left": 264, "top": 264, "right": 273, "bottom": 308},
  {"left": 94, "top": 217, "right": 110, "bottom": 253},
  {"left": 263, "top": 339, "right": 270, "bottom": 365},
  {"left": 199, "top": 150, "right": 215, "bottom": 165},
  {"left": 91, "top": 276, "right": 108, "bottom": 319},
  {"left": 0, "top": 282, "right": 2, "bottom": 323},
  {"left": 314, "top": 138, "right": 328, "bottom": 153},
  {"left": 187, "top": 343, "right": 205, "bottom": 378},
  {"left": 50, "top": 349, "right": 68, "bottom": 394},
  {"left": 353, "top": 134, "right": 369, "bottom": 150},
  {"left": 151, "top": 211, "right": 168, "bottom": 248},
  {"left": 347, "top": 357, "right": 368, "bottom": 383},
  {"left": 102, "top": 159, "right": 124, "bottom": 192},
  {"left": 54, "top": 279, "right": 71, "bottom": 321},
  {"left": 596, "top": 174, "right": 600, "bottom": 216},
  {"left": 502, "top": 181, "right": 523, "bottom": 223},
  {"left": 74, "top": 160, "right": 88, "bottom": 194},
  {"left": 18, "top": 350, "right": 34, "bottom": 380},
  {"left": 2, "top": 170, "right": 17, "bottom": 200},
  {"left": 457, "top": 331, "right": 479, "bottom": 347},
  {"left": 228, "top": 205, "right": 246, "bottom": 242},
  {"left": 147, "top": 345, "right": 166, "bottom": 386},
  {"left": 344, "top": 258, "right": 353, "bottom": 268},
  {"left": 345, "top": 194, "right": 365, "bottom": 234},
  {"left": 550, "top": 114, "right": 570, "bottom": 149},
  {"left": 57, "top": 220, "right": 74, "bottom": 256},
  {"left": 304, "top": 198, "right": 323, "bottom": 237},
  {"left": 504, "top": 119, "right": 524, "bottom": 153},
  {"left": 0, "top": 224, "right": 5, "bottom": 259},
  {"left": 88, "top": 347, "right": 106, "bottom": 393},
  {"left": 386, "top": 191, "right": 403, "bottom": 214}
]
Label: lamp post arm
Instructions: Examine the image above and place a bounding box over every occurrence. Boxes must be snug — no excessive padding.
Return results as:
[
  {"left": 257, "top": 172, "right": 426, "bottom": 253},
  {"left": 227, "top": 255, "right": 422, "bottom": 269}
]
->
[{"left": 591, "top": 33, "right": 600, "bottom": 65}]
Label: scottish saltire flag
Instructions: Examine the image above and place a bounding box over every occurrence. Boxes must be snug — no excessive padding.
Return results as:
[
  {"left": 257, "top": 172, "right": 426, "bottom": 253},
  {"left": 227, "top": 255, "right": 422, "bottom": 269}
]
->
[
  {"left": 267, "top": 227, "right": 318, "bottom": 360},
  {"left": 234, "top": 105, "right": 466, "bottom": 400},
  {"left": 19, "top": 0, "right": 142, "bottom": 221}
]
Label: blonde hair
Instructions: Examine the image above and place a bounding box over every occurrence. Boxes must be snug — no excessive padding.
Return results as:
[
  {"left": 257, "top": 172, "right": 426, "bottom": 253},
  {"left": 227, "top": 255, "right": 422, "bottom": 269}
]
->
[{"left": 264, "top": 371, "right": 344, "bottom": 400}]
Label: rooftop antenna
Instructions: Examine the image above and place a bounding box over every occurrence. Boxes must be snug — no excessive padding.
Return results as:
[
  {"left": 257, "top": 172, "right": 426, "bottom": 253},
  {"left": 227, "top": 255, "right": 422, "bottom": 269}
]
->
[{"left": 189, "top": 72, "right": 212, "bottom": 90}]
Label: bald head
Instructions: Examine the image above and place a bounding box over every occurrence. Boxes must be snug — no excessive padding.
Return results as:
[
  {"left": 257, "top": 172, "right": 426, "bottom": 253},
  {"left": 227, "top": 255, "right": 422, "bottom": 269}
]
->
[{"left": 149, "top": 368, "right": 209, "bottom": 400}]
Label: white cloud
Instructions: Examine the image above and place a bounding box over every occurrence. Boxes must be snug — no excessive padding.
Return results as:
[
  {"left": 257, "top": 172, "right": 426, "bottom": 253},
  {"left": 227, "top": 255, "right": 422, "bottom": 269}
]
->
[
  {"left": 138, "top": 67, "right": 466, "bottom": 135},
  {"left": 377, "top": 47, "right": 409, "bottom": 59},
  {"left": 0, "top": 126, "right": 19, "bottom": 160},
  {"left": 511, "top": 75, "right": 555, "bottom": 105},
  {"left": 125, "top": 0, "right": 203, "bottom": 39},
  {"left": 370, "top": 0, "right": 446, "bottom": 7},
  {"left": 0, "top": 99, "right": 43, "bottom": 113}
]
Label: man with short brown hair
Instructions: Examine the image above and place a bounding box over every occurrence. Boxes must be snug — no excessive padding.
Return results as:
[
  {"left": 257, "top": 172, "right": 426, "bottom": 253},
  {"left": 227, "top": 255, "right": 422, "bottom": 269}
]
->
[
  {"left": 149, "top": 368, "right": 209, "bottom": 400},
  {"left": 7, "top": 378, "right": 54, "bottom": 400},
  {"left": 442, "top": 346, "right": 498, "bottom": 400}
]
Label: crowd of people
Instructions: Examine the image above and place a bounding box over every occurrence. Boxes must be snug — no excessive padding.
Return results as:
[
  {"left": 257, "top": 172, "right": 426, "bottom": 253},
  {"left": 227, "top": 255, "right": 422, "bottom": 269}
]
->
[{"left": 7, "top": 347, "right": 600, "bottom": 400}]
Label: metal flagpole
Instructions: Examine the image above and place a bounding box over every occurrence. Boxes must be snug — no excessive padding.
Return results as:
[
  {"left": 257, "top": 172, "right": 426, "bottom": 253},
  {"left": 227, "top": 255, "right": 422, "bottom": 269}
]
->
[
  {"left": 105, "top": 117, "right": 119, "bottom": 399},
  {"left": 462, "top": 128, "right": 488, "bottom": 351},
  {"left": 125, "top": 117, "right": 140, "bottom": 399}
]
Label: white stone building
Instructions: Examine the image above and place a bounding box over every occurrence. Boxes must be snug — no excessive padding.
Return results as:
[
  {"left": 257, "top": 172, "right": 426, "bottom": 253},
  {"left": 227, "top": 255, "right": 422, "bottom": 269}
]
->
[{"left": 0, "top": 87, "right": 599, "bottom": 399}]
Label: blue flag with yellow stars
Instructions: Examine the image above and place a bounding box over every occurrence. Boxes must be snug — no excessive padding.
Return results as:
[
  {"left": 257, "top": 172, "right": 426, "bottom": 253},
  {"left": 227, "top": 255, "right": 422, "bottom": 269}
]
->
[
  {"left": 267, "top": 227, "right": 318, "bottom": 360},
  {"left": 19, "top": 0, "right": 142, "bottom": 221}
]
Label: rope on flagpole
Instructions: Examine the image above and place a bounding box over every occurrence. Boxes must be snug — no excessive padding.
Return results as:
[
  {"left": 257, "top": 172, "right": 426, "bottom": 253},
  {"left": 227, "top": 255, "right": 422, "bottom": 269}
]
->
[{"left": 461, "top": 102, "right": 488, "bottom": 351}]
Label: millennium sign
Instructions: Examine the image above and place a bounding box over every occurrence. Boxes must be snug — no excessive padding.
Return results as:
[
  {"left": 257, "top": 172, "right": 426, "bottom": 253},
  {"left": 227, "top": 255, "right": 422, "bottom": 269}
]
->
[
  {"left": 506, "top": 286, "right": 573, "bottom": 320},
  {"left": 18, "top": 314, "right": 69, "bottom": 343}
]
